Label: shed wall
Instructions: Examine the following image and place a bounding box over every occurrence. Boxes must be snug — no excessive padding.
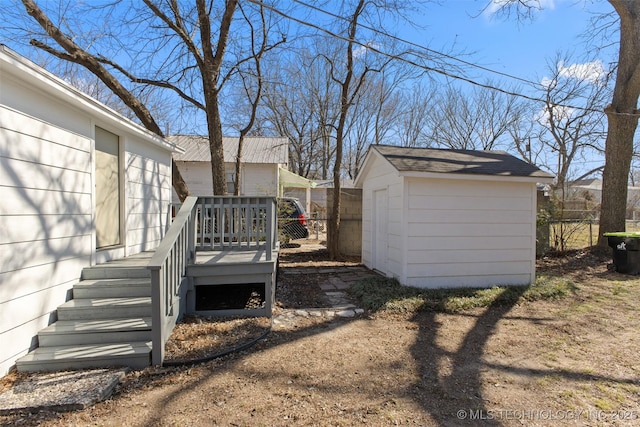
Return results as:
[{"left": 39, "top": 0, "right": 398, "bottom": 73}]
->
[
  {"left": 404, "top": 177, "right": 536, "bottom": 288},
  {"left": 361, "top": 155, "right": 403, "bottom": 278}
]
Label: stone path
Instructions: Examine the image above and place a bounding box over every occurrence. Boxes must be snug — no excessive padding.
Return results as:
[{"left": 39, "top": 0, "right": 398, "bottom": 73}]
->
[{"left": 272, "top": 266, "right": 379, "bottom": 329}]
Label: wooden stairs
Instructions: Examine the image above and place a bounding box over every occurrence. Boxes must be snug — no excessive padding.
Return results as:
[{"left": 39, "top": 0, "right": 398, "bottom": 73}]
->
[{"left": 16, "top": 253, "right": 154, "bottom": 372}]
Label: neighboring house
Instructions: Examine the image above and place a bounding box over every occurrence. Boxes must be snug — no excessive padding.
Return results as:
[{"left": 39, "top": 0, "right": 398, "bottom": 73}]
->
[
  {"left": 355, "top": 145, "right": 553, "bottom": 289},
  {"left": 565, "top": 178, "right": 640, "bottom": 219},
  {"left": 0, "top": 46, "right": 181, "bottom": 376},
  {"left": 169, "top": 135, "right": 313, "bottom": 205}
]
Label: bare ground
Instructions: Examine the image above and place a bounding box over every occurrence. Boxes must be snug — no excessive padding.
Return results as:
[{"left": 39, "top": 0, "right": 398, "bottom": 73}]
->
[{"left": 2, "top": 241, "right": 640, "bottom": 426}]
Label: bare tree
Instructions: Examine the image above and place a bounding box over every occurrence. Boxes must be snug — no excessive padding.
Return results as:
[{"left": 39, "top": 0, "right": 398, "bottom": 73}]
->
[
  {"left": 17, "top": 0, "right": 192, "bottom": 200},
  {"left": 485, "top": 0, "right": 640, "bottom": 247},
  {"left": 226, "top": 2, "right": 285, "bottom": 195},
  {"left": 260, "top": 44, "right": 339, "bottom": 179},
  {"left": 17, "top": 0, "right": 283, "bottom": 198},
  {"left": 344, "top": 67, "right": 412, "bottom": 178},
  {"left": 598, "top": 0, "right": 640, "bottom": 245},
  {"left": 395, "top": 82, "right": 438, "bottom": 147},
  {"left": 534, "top": 54, "right": 609, "bottom": 196},
  {"left": 325, "top": 0, "right": 379, "bottom": 259},
  {"left": 424, "top": 82, "right": 526, "bottom": 151}
]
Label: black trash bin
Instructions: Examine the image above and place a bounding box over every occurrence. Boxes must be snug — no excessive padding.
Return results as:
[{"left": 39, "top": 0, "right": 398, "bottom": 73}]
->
[{"left": 604, "top": 232, "right": 640, "bottom": 274}]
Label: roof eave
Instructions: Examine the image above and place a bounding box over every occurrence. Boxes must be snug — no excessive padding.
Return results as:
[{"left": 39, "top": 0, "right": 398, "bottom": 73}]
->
[
  {"left": 399, "top": 170, "right": 555, "bottom": 184},
  {"left": 1, "top": 45, "right": 183, "bottom": 154}
]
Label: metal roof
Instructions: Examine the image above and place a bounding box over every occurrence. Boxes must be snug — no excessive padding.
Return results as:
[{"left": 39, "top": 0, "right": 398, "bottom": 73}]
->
[
  {"left": 168, "top": 135, "right": 289, "bottom": 164},
  {"left": 370, "top": 145, "right": 553, "bottom": 179}
]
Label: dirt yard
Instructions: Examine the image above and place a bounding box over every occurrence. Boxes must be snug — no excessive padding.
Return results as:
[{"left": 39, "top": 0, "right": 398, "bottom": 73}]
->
[{"left": 2, "top": 241, "right": 640, "bottom": 426}]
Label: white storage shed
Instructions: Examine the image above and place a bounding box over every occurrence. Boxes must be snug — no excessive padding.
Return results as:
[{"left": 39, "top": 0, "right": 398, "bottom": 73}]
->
[
  {"left": 0, "top": 46, "right": 181, "bottom": 376},
  {"left": 355, "top": 145, "right": 553, "bottom": 289}
]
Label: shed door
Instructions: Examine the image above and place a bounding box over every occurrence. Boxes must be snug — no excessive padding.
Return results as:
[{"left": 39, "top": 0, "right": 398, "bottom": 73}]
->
[
  {"left": 95, "top": 126, "right": 121, "bottom": 248},
  {"left": 372, "top": 189, "right": 388, "bottom": 274}
]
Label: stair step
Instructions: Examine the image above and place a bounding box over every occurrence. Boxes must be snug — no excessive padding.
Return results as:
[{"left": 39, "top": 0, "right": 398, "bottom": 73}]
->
[
  {"left": 57, "top": 297, "right": 151, "bottom": 320},
  {"left": 38, "top": 318, "right": 152, "bottom": 346},
  {"left": 187, "top": 260, "right": 276, "bottom": 278},
  {"left": 73, "top": 278, "right": 151, "bottom": 298},
  {"left": 16, "top": 341, "right": 152, "bottom": 372},
  {"left": 81, "top": 266, "right": 150, "bottom": 280}
]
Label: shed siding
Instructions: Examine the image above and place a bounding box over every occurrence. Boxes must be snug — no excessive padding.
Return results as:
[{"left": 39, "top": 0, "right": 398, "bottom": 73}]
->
[
  {"left": 404, "top": 178, "right": 535, "bottom": 288},
  {"left": 0, "top": 106, "right": 93, "bottom": 376},
  {"left": 361, "top": 155, "right": 403, "bottom": 278}
]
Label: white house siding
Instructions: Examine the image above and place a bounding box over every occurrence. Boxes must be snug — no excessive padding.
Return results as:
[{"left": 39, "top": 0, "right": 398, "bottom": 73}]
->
[
  {"left": 404, "top": 177, "right": 535, "bottom": 288},
  {"left": 172, "top": 162, "right": 213, "bottom": 201},
  {"left": 0, "top": 48, "right": 177, "bottom": 376},
  {"left": 241, "top": 163, "right": 278, "bottom": 196},
  {"left": 172, "top": 161, "right": 278, "bottom": 202},
  {"left": 0, "top": 106, "right": 94, "bottom": 376},
  {"left": 124, "top": 138, "right": 172, "bottom": 254},
  {"left": 361, "top": 155, "right": 403, "bottom": 278}
]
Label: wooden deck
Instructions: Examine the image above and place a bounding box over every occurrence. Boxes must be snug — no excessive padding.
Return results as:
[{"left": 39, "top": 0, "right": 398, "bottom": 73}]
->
[
  {"left": 187, "top": 248, "right": 278, "bottom": 318},
  {"left": 194, "top": 248, "right": 279, "bottom": 266}
]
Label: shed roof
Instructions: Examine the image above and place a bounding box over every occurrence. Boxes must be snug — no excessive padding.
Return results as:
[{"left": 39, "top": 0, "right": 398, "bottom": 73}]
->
[
  {"left": 362, "top": 145, "right": 553, "bottom": 181},
  {"left": 169, "top": 135, "right": 288, "bottom": 165}
]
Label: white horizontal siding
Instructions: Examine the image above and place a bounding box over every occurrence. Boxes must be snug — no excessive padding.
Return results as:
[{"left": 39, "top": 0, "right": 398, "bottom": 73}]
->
[
  {"left": 406, "top": 248, "right": 532, "bottom": 264},
  {"left": 410, "top": 223, "right": 532, "bottom": 238},
  {"left": 174, "top": 162, "right": 213, "bottom": 198},
  {"left": 0, "top": 214, "right": 92, "bottom": 245},
  {"left": 360, "top": 154, "right": 403, "bottom": 277},
  {"left": 242, "top": 163, "right": 278, "bottom": 196},
  {"left": 405, "top": 274, "right": 532, "bottom": 289},
  {"left": 0, "top": 257, "right": 89, "bottom": 305},
  {"left": 0, "top": 315, "right": 49, "bottom": 378},
  {"left": 0, "top": 74, "right": 92, "bottom": 137},
  {"left": 0, "top": 106, "right": 94, "bottom": 376},
  {"left": 1, "top": 50, "right": 178, "bottom": 377},
  {"left": 124, "top": 141, "right": 172, "bottom": 254},
  {"left": 404, "top": 177, "right": 536, "bottom": 288},
  {"left": 407, "top": 235, "right": 532, "bottom": 251}
]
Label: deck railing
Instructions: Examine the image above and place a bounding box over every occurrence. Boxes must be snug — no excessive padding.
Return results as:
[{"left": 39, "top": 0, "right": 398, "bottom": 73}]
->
[
  {"left": 195, "top": 196, "right": 277, "bottom": 260},
  {"left": 147, "top": 196, "right": 197, "bottom": 365},
  {"left": 148, "top": 196, "right": 277, "bottom": 365}
]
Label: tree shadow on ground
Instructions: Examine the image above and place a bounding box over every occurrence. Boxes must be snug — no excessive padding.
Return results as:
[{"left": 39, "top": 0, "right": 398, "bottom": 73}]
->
[{"left": 407, "top": 288, "right": 526, "bottom": 426}]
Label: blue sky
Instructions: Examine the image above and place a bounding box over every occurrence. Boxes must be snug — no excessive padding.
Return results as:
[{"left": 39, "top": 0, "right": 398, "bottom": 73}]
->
[{"left": 401, "top": 0, "right": 615, "bottom": 88}]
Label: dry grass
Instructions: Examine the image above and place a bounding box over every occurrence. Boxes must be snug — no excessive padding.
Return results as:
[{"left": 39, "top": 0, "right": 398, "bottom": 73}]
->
[
  {"left": 2, "top": 248, "right": 640, "bottom": 426},
  {"left": 549, "top": 220, "right": 640, "bottom": 251}
]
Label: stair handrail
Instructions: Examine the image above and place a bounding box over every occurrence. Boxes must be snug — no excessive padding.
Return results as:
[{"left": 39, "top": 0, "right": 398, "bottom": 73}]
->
[
  {"left": 147, "top": 196, "right": 198, "bottom": 366},
  {"left": 194, "top": 196, "right": 277, "bottom": 259}
]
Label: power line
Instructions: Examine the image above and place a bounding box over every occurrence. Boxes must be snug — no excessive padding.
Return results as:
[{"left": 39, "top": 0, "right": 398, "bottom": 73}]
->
[
  {"left": 291, "top": 0, "right": 545, "bottom": 89},
  {"left": 249, "top": 0, "right": 616, "bottom": 115}
]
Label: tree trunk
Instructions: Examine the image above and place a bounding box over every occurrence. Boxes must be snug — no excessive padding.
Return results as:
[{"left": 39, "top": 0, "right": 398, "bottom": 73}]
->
[
  {"left": 172, "top": 160, "right": 190, "bottom": 202},
  {"left": 207, "top": 95, "right": 228, "bottom": 195},
  {"left": 598, "top": 0, "right": 640, "bottom": 246},
  {"left": 234, "top": 135, "right": 245, "bottom": 196}
]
